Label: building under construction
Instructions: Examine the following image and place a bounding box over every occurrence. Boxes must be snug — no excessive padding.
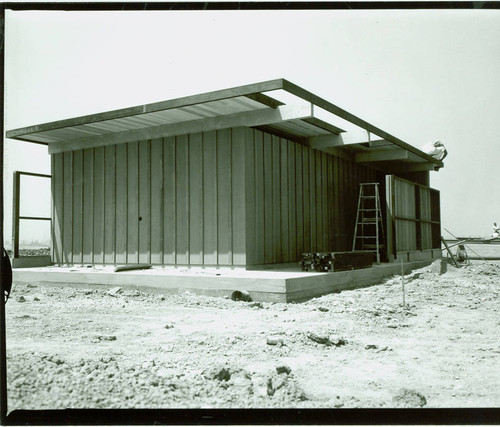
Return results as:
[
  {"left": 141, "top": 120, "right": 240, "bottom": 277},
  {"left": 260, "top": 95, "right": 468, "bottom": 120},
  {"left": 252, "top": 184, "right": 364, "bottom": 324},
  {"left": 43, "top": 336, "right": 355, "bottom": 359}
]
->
[{"left": 7, "top": 79, "right": 443, "bottom": 301}]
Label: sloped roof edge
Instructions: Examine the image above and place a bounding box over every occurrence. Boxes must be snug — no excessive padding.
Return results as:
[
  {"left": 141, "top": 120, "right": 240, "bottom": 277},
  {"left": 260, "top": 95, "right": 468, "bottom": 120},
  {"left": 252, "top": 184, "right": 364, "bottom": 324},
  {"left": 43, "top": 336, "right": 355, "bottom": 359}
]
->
[{"left": 6, "top": 78, "right": 443, "bottom": 169}]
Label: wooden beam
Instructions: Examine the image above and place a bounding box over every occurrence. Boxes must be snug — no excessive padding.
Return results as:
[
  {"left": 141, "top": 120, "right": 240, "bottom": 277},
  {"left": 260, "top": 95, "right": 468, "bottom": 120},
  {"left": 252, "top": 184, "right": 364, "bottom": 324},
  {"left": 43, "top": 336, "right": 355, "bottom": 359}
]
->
[
  {"left": 302, "top": 117, "right": 344, "bottom": 135},
  {"left": 368, "top": 140, "right": 394, "bottom": 148},
  {"left": 8, "top": 78, "right": 287, "bottom": 140},
  {"left": 281, "top": 79, "right": 443, "bottom": 168},
  {"left": 48, "top": 103, "right": 313, "bottom": 154},
  {"left": 245, "top": 93, "right": 284, "bottom": 109},
  {"left": 381, "top": 162, "right": 436, "bottom": 173},
  {"left": 304, "top": 131, "right": 384, "bottom": 150},
  {"left": 368, "top": 162, "right": 436, "bottom": 174},
  {"left": 355, "top": 148, "right": 409, "bottom": 163}
]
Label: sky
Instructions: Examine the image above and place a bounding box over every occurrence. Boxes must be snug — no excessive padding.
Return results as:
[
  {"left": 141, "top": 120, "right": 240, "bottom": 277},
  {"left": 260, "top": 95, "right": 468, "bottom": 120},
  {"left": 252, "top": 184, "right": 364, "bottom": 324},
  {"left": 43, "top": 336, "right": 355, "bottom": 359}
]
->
[{"left": 4, "top": 7, "right": 500, "bottom": 247}]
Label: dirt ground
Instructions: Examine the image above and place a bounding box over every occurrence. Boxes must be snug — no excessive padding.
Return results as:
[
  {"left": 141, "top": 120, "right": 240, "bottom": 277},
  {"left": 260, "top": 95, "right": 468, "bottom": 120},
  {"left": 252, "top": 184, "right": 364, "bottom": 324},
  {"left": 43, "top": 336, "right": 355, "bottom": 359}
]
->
[{"left": 5, "top": 259, "right": 500, "bottom": 410}]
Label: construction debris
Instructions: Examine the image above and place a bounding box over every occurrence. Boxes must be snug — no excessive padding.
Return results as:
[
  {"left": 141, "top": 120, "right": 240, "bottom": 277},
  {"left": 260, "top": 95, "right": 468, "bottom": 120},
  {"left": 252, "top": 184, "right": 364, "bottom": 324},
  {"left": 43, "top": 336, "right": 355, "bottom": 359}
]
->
[
  {"left": 231, "top": 290, "right": 252, "bottom": 302},
  {"left": 113, "top": 264, "right": 152, "bottom": 273}
]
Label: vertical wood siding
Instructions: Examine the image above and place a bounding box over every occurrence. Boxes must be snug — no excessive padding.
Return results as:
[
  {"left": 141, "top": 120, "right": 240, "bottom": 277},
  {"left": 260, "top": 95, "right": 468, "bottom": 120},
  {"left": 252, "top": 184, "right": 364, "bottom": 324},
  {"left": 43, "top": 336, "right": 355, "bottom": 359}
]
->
[
  {"left": 244, "top": 129, "right": 377, "bottom": 265},
  {"left": 388, "top": 176, "right": 441, "bottom": 254},
  {"left": 52, "top": 126, "right": 380, "bottom": 266},
  {"left": 52, "top": 127, "right": 247, "bottom": 266}
]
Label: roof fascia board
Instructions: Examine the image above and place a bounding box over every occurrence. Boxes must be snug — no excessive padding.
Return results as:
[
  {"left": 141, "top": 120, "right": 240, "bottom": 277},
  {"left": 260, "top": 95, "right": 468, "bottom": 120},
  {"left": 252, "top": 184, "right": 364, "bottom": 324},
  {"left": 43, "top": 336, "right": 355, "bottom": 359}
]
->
[
  {"left": 5, "top": 136, "right": 48, "bottom": 146},
  {"left": 281, "top": 79, "right": 443, "bottom": 169},
  {"left": 378, "top": 162, "right": 436, "bottom": 173},
  {"left": 355, "top": 148, "right": 410, "bottom": 163},
  {"left": 8, "top": 78, "right": 287, "bottom": 140},
  {"left": 48, "top": 101, "right": 312, "bottom": 154}
]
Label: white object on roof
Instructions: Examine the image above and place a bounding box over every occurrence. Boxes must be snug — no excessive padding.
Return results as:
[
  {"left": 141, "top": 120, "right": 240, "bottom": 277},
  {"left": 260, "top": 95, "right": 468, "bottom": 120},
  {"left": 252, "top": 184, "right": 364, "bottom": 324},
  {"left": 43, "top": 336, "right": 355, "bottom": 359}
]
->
[{"left": 422, "top": 140, "right": 447, "bottom": 161}]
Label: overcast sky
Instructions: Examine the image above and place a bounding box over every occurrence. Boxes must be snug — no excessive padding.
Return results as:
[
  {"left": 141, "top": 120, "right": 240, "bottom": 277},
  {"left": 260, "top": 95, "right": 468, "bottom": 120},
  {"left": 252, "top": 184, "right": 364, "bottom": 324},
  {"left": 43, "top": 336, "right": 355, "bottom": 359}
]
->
[{"left": 4, "top": 8, "right": 500, "bottom": 246}]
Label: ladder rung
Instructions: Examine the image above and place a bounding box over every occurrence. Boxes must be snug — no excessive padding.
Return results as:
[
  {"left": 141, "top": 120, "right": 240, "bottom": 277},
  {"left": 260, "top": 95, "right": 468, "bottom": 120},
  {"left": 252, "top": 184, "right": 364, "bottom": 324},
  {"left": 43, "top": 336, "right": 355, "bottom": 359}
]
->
[
  {"left": 361, "top": 196, "right": 377, "bottom": 199},
  {"left": 356, "top": 236, "right": 379, "bottom": 239},
  {"left": 364, "top": 245, "right": 385, "bottom": 249},
  {"left": 360, "top": 209, "right": 379, "bottom": 212}
]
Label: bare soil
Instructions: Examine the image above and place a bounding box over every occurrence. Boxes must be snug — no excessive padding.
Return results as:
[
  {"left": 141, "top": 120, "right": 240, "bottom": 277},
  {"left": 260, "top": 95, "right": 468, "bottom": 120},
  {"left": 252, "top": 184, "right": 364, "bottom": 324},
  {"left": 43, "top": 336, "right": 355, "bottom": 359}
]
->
[{"left": 5, "top": 260, "right": 500, "bottom": 410}]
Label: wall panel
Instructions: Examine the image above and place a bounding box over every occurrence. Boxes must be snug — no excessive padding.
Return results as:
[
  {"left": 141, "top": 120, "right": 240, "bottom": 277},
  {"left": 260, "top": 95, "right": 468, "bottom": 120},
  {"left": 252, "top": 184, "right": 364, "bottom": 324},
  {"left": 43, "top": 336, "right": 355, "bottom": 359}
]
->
[
  {"left": 280, "top": 138, "right": 289, "bottom": 261},
  {"left": 138, "top": 140, "right": 151, "bottom": 264},
  {"left": 52, "top": 153, "right": 63, "bottom": 264},
  {"left": 217, "top": 129, "right": 232, "bottom": 265},
  {"left": 263, "top": 132, "right": 274, "bottom": 263},
  {"left": 126, "top": 141, "right": 139, "bottom": 264},
  {"left": 150, "top": 139, "right": 163, "bottom": 264},
  {"left": 254, "top": 130, "right": 265, "bottom": 264},
  {"left": 72, "top": 150, "right": 84, "bottom": 264},
  {"left": 202, "top": 131, "right": 217, "bottom": 265},
  {"left": 244, "top": 128, "right": 256, "bottom": 265},
  {"left": 82, "top": 148, "right": 93, "bottom": 264},
  {"left": 243, "top": 129, "right": 376, "bottom": 266},
  {"left": 104, "top": 145, "right": 116, "bottom": 264},
  {"left": 62, "top": 151, "right": 73, "bottom": 264},
  {"left": 115, "top": 144, "right": 128, "bottom": 264},
  {"left": 93, "top": 146, "right": 105, "bottom": 264},
  {"left": 188, "top": 133, "right": 203, "bottom": 265},
  {"left": 52, "top": 126, "right": 382, "bottom": 267},
  {"left": 388, "top": 175, "right": 441, "bottom": 255},
  {"left": 294, "top": 144, "right": 303, "bottom": 258},
  {"left": 232, "top": 128, "right": 247, "bottom": 265},
  {"left": 175, "top": 135, "right": 189, "bottom": 265},
  {"left": 163, "top": 137, "right": 176, "bottom": 264},
  {"left": 272, "top": 136, "right": 281, "bottom": 263},
  {"left": 288, "top": 143, "right": 297, "bottom": 260}
]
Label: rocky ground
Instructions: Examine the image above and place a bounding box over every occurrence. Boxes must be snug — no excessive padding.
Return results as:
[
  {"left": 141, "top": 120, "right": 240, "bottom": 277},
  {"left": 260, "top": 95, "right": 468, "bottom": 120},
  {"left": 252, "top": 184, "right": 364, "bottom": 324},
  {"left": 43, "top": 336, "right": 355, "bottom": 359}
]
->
[
  {"left": 5, "top": 247, "right": 51, "bottom": 257},
  {"left": 5, "top": 260, "right": 500, "bottom": 410}
]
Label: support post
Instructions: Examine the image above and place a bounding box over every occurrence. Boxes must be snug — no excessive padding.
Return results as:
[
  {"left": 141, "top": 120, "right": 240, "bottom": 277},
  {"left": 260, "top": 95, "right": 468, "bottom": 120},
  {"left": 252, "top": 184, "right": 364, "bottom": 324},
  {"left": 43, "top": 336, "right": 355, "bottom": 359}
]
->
[{"left": 11, "top": 171, "right": 20, "bottom": 259}]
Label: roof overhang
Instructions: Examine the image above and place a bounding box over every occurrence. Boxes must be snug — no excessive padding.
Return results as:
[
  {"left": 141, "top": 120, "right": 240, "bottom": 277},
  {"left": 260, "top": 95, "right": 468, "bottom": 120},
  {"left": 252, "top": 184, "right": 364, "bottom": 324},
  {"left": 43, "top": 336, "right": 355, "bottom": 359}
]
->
[{"left": 6, "top": 78, "right": 443, "bottom": 173}]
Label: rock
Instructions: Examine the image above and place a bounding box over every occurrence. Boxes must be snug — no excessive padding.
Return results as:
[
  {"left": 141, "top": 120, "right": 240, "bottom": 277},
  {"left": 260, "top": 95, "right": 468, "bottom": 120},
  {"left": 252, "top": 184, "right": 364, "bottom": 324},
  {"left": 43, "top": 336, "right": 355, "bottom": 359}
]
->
[
  {"left": 15, "top": 296, "right": 26, "bottom": 303},
  {"left": 230, "top": 290, "right": 252, "bottom": 302},
  {"left": 307, "top": 332, "right": 329, "bottom": 345},
  {"left": 365, "top": 344, "right": 378, "bottom": 350},
  {"left": 124, "top": 290, "right": 141, "bottom": 297},
  {"left": 214, "top": 368, "right": 231, "bottom": 381},
  {"left": 276, "top": 365, "right": 291, "bottom": 375},
  {"left": 266, "top": 336, "right": 284, "bottom": 346},
  {"left": 267, "top": 378, "right": 275, "bottom": 396},
  {"left": 249, "top": 302, "right": 263, "bottom": 309},
  {"left": 164, "top": 323, "right": 175, "bottom": 329},
  {"left": 107, "top": 287, "right": 122, "bottom": 296},
  {"left": 407, "top": 272, "right": 422, "bottom": 281},
  {"left": 328, "top": 336, "right": 347, "bottom": 347},
  {"left": 95, "top": 335, "right": 117, "bottom": 341},
  {"left": 318, "top": 307, "right": 329, "bottom": 312},
  {"left": 392, "top": 388, "right": 427, "bottom": 407},
  {"left": 33, "top": 297, "right": 40, "bottom": 301}
]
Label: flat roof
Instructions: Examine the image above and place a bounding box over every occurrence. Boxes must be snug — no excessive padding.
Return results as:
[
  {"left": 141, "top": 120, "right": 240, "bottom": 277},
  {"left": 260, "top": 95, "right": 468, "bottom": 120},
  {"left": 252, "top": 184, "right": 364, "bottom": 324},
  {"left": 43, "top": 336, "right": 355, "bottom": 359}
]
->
[{"left": 6, "top": 78, "right": 443, "bottom": 172}]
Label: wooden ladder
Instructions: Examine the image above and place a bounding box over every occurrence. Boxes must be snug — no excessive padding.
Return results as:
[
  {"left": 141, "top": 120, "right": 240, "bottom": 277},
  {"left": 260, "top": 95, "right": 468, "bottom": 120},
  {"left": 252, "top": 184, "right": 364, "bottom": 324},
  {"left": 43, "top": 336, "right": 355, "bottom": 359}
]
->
[{"left": 352, "top": 182, "right": 385, "bottom": 264}]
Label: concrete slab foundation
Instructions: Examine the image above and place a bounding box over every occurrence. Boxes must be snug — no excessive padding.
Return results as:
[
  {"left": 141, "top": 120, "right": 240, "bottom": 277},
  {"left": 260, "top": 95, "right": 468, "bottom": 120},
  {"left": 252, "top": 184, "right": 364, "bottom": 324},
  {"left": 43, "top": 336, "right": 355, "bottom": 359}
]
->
[
  {"left": 11, "top": 255, "right": 52, "bottom": 268},
  {"left": 12, "top": 256, "right": 440, "bottom": 302}
]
